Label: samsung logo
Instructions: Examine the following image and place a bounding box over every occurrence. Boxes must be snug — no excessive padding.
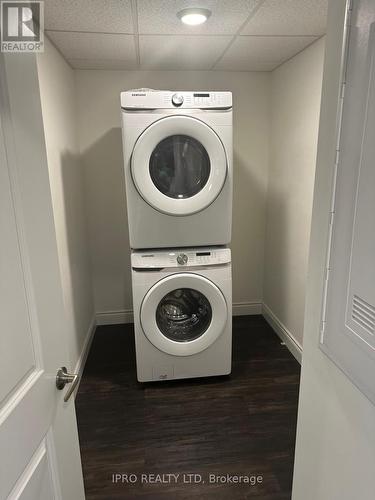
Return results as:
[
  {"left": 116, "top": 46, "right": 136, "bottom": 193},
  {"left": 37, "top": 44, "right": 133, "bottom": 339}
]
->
[{"left": 132, "top": 93, "right": 146, "bottom": 96}]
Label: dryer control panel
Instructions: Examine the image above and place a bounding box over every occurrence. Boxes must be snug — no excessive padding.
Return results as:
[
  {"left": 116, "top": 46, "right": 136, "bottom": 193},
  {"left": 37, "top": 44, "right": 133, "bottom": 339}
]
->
[
  {"left": 121, "top": 90, "right": 232, "bottom": 110},
  {"left": 131, "top": 247, "right": 231, "bottom": 269}
]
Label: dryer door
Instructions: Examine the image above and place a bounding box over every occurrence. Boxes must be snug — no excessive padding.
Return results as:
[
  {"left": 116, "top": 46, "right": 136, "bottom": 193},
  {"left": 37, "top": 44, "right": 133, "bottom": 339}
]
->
[
  {"left": 131, "top": 116, "right": 227, "bottom": 216},
  {"left": 141, "top": 273, "right": 228, "bottom": 356}
]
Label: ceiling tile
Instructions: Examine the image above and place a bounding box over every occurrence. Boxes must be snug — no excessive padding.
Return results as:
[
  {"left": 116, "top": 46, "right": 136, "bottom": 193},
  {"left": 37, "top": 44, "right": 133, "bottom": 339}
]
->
[
  {"left": 139, "top": 35, "right": 231, "bottom": 70},
  {"left": 47, "top": 32, "right": 137, "bottom": 65},
  {"left": 68, "top": 59, "right": 137, "bottom": 70},
  {"left": 215, "top": 36, "right": 318, "bottom": 71},
  {"left": 137, "top": 0, "right": 260, "bottom": 35},
  {"left": 241, "top": 0, "right": 328, "bottom": 36},
  {"left": 44, "top": 0, "right": 134, "bottom": 33}
]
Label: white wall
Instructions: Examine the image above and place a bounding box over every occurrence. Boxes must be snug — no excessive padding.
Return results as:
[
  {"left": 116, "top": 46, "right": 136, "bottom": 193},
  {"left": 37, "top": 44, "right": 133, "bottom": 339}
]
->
[
  {"left": 39, "top": 38, "right": 323, "bottom": 352},
  {"left": 263, "top": 38, "right": 325, "bottom": 349},
  {"left": 76, "top": 70, "right": 270, "bottom": 319},
  {"left": 292, "top": 1, "right": 375, "bottom": 499},
  {"left": 37, "top": 38, "right": 94, "bottom": 369}
]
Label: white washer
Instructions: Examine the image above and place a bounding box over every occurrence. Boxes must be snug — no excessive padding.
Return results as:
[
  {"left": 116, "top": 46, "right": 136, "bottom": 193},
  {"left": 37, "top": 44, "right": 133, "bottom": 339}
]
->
[
  {"left": 131, "top": 247, "right": 232, "bottom": 382},
  {"left": 121, "top": 90, "right": 232, "bottom": 249}
]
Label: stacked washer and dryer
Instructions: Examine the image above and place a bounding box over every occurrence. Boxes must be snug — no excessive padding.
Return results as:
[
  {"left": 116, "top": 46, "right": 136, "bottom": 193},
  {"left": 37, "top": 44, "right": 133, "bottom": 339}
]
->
[{"left": 120, "top": 90, "right": 233, "bottom": 382}]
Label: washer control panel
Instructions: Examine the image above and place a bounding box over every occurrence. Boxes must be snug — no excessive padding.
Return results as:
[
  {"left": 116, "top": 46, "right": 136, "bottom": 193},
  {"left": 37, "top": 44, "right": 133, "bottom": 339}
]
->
[
  {"left": 131, "top": 247, "right": 231, "bottom": 269},
  {"left": 121, "top": 90, "right": 232, "bottom": 110}
]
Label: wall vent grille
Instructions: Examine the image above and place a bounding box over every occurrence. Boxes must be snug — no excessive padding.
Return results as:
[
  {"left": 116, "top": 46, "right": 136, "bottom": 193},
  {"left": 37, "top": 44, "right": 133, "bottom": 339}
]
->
[{"left": 352, "top": 295, "right": 375, "bottom": 335}]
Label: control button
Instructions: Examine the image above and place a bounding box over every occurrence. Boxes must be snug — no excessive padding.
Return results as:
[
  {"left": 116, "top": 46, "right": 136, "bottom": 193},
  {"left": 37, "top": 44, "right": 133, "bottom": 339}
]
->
[
  {"left": 172, "top": 93, "right": 184, "bottom": 107},
  {"left": 177, "top": 253, "right": 188, "bottom": 265}
]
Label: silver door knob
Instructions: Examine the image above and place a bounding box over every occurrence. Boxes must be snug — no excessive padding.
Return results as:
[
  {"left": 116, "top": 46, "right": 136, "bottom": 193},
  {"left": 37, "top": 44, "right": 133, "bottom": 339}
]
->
[
  {"left": 172, "top": 93, "right": 184, "bottom": 106},
  {"left": 177, "top": 253, "right": 188, "bottom": 265},
  {"left": 56, "top": 367, "right": 79, "bottom": 402}
]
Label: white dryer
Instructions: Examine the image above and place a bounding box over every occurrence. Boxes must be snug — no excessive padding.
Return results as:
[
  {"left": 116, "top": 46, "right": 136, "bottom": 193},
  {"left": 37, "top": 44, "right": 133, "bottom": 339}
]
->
[
  {"left": 131, "top": 247, "right": 232, "bottom": 382},
  {"left": 121, "top": 90, "right": 232, "bottom": 249}
]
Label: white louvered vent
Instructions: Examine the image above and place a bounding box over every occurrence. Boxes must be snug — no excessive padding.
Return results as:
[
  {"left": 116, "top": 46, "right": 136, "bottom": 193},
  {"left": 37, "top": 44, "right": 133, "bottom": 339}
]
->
[{"left": 352, "top": 295, "right": 375, "bottom": 335}]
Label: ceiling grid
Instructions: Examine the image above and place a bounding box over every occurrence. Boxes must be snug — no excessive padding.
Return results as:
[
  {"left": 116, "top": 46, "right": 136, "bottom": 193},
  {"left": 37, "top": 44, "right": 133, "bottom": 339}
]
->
[
  {"left": 43, "top": 0, "right": 328, "bottom": 71},
  {"left": 131, "top": 0, "right": 140, "bottom": 66},
  {"left": 209, "top": 0, "right": 267, "bottom": 69}
]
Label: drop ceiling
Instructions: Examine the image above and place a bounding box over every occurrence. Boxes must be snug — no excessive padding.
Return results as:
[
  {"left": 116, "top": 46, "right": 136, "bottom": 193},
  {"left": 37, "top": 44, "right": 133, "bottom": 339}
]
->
[{"left": 44, "top": 0, "right": 327, "bottom": 71}]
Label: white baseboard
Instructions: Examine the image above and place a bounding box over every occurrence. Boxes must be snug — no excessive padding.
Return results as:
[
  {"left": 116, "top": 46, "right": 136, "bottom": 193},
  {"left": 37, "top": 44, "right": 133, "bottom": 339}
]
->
[
  {"left": 73, "top": 315, "right": 96, "bottom": 398},
  {"left": 262, "top": 303, "right": 302, "bottom": 364},
  {"left": 96, "top": 309, "right": 134, "bottom": 325},
  {"left": 95, "top": 303, "right": 303, "bottom": 364},
  {"left": 79, "top": 305, "right": 301, "bottom": 390},
  {"left": 96, "top": 302, "right": 262, "bottom": 326},
  {"left": 232, "top": 301, "right": 262, "bottom": 315}
]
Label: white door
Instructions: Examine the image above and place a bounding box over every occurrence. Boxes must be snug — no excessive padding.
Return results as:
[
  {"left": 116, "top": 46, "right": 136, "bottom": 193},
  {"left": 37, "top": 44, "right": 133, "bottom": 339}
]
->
[
  {"left": 0, "top": 55, "right": 85, "bottom": 499},
  {"left": 141, "top": 273, "right": 227, "bottom": 356},
  {"left": 131, "top": 116, "right": 227, "bottom": 215}
]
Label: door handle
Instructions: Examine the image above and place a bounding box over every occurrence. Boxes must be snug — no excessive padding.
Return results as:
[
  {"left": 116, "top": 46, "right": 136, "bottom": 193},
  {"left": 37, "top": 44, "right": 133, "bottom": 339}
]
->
[{"left": 56, "top": 367, "right": 79, "bottom": 402}]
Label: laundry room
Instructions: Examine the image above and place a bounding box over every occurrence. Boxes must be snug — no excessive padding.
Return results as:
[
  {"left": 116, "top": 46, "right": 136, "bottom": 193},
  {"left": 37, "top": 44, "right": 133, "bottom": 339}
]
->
[
  {"left": 2, "top": 1, "right": 375, "bottom": 500},
  {"left": 37, "top": 1, "right": 323, "bottom": 492}
]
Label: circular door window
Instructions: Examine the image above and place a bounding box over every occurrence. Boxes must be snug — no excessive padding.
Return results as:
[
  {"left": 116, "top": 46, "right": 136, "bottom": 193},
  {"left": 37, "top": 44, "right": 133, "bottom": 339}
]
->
[
  {"left": 141, "top": 273, "right": 228, "bottom": 356},
  {"left": 131, "top": 116, "right": 227, "bottom": 216},
  {"left": 156, "top": 288, "right": 212, "bottom": 342},
  {"left": 149, "top": 135, "right": 210, "bottom": 199}
]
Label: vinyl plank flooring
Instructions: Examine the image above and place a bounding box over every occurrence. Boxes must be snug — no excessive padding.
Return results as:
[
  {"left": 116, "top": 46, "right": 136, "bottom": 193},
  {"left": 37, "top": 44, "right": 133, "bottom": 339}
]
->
[{"left": 76, "top": 315, "right": 300, "bottom": 500}]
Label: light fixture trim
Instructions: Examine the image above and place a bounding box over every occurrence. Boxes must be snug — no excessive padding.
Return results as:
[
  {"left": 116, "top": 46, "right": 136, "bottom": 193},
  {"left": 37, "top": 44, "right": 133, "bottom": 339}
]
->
[{"left": 177, "top": 8, "right": 212, "bottom": 26}]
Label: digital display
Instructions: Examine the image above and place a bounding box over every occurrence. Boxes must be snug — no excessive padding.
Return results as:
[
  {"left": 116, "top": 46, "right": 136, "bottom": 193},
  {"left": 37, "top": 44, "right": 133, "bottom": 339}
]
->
[
  {"left": 196, "top": 252, "right": 211, "bottom": 256},
  {"left": 194, "top": 93, "right": 210, "bottom": 97}
]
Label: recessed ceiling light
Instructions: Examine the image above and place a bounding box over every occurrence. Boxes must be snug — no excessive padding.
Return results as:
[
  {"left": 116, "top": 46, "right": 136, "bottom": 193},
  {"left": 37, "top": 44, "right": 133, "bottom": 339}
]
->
[{"left": 177, "top": 8, "right": 211, "bottom": 26}]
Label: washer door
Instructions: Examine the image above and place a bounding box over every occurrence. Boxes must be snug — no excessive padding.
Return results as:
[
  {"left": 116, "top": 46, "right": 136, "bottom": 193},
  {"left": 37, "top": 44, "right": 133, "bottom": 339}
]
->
[
  {"left": 131, "top": 116, "right": 227, "bottom": 216},
  {"left": 141, "top": 273, "right": 228, "bottom": 356}
]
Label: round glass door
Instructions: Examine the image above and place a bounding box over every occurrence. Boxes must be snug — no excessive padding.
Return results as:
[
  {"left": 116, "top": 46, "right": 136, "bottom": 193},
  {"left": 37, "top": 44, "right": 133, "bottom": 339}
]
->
[
  {"left": 140, "top": 273, "right": 228, "bottom": 356},
  {"left": 131, "top": 115, "right": 227, "bottom": 216},
  {"left": 149, "top": 135, "right": 210, "bottom": 199},
  {"left": 156, "top": 288, "right": 212, "bottom": 342}
]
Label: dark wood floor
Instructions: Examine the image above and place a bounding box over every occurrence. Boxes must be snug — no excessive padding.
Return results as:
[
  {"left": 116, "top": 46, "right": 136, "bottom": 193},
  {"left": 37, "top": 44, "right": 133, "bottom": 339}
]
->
[{"left": 76, "top": 315, "right": 300, "bottom": 500}]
